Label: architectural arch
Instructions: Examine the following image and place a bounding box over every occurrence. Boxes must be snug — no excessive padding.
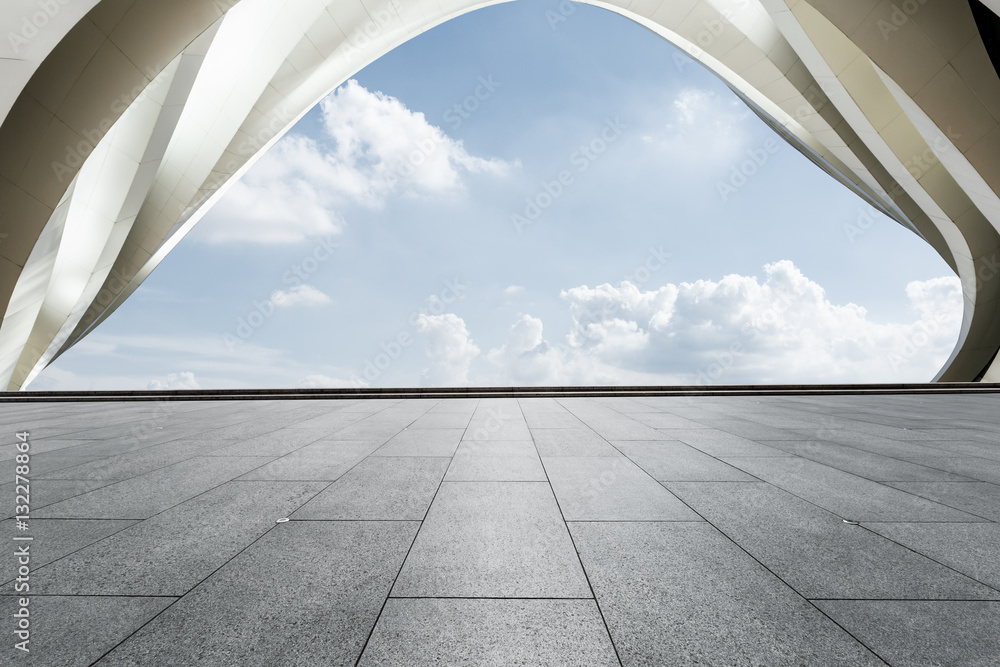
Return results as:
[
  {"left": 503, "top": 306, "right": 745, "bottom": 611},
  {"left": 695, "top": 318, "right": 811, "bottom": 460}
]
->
[{"left": 2, "top": 0, "right": 999, "bottom": 389}]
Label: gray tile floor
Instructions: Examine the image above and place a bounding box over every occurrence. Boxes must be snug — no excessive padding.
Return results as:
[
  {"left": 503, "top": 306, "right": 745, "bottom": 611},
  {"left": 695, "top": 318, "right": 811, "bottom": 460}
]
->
[{"left": 2, "top": 394, "right": 999, "bottom": 666}]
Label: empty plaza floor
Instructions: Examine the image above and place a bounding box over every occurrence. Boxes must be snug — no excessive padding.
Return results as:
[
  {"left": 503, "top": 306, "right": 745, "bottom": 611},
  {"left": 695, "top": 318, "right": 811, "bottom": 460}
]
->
[{"left": 2, "top": 391, "right": 1000, "bottom": 666}]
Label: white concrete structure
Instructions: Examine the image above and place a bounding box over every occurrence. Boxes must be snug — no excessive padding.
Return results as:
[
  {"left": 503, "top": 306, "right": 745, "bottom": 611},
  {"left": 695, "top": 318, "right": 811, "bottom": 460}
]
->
[{"left": 2, "top": 0, "right": 1000, "bottom": 390}]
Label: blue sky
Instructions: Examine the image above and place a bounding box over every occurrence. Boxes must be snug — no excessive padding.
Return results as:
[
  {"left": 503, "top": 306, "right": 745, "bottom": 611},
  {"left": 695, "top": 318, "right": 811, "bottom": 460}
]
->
[{"left": 35, "top": 0, "right": 962, "bottom": 390}]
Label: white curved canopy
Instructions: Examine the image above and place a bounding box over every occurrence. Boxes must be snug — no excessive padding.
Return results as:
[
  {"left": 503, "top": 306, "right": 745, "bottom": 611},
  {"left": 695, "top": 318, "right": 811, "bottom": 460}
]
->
[{"left": 2, "top": 0, "right": 1000, "bottom": 389}]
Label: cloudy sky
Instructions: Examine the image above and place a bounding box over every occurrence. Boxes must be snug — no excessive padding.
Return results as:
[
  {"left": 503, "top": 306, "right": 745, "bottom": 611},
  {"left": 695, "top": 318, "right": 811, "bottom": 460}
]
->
[{"left": 34, "top": 0, "right": 961, "bottom": 391}]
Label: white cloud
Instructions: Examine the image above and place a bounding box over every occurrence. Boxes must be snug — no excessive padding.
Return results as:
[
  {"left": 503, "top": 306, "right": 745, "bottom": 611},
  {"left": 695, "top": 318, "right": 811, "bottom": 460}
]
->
[
  {"left": 270, "top": 284, "right": 331, "bottom": 308},
  {"left": 147, "top": 371, "right": 200, "bottom": 390},
  {"left": 414, "top": 313, "right": 480, "bottom": 385},
  {"left": 487, "top": 314, "right": 562, "bottom": 384},
  {"left": 38, "top": 265, "right": 964, "bottom": 390},
  {"left": 484, "top": 262, "right": 963, "bottom": 385},
  {"left": 320, "top": 79, "right": 515, "bottom": 201},
  {"left": 198, "top": 80, "right": 514, "bottom": 244},
  {"left": 33, "top": 333, "right": 359, "bottom": 391},
  {"left": 300, "top": 374, "right": 364, "bottom": 388},
  {"left": 504, "top": 285, "right": 525, "bottom": 295},
  {"left": 197, "top": 136, "right": 347, "bottom": 244},
  {"left": 654, "top": 88, "right": 749, "bottom": 166}
]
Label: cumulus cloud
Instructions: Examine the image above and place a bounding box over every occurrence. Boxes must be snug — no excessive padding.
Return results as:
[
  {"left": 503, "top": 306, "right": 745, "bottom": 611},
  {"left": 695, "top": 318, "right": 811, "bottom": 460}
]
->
[
  {"left": 504, "top": 285, "right": 525, "bottom": 295},
  {"left": 487, "top": 315, "right": 563, "bottom": 384},
  {"left": 319, "top": 79, "right": 514, "bottom": 201},
  {"left": 270, "top": 284, "right": 331, "bottom": 308},
  {"left": 147, "top": 371, "right": 200, "bottom": 390},
  {"left": 484, "top": 262, "right": 963, "bottom": 385},
  {"left": 197, "top": 136, "right": 347, "bottom": 244},
  {"left": 414, "top": 313, "right": 480, "bottom": 385},
  {"left": 199, "top": 80, "right": 514, "bottom": 243}
]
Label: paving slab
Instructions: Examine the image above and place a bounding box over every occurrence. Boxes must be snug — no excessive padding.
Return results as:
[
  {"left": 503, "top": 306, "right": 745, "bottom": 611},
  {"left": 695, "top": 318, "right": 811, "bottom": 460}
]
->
[
  {"left": 293, "top": 457, "right": 448, "bottom": 520},
  {"left": 34, "top": 456, "right": 272, "bottom": 519},
  {"left": 614, "top": 440, "right": 757, "bottom": 481},
  {"left": 899, "top": 456, "right": 1000, "bottom": 485},
  {"left": 666, "top": 482, "right": 996, "bottom": 600},
  {"left": 862, "top": 522, "right": 1000, "bottom": 590},
  {"left": 199, "top": 412, "right": 324, "bottom": 439},
  {"left": 94, "top": 521, "right": 417, "bottom": 667},
  {"left": 815, "top": 601, "right": 1000, "bottom": 667},
  {"left": 570, "top": 522, "right": 883, "bottom": 666},
  {"left": 522, "top": 412, "right": 587, "bottom": 428},
  {"left": 818, "top": 431, "right": 952, "bottom": 458},
  {"left": 425, "top": 398, "right": 478, "bottom": 412},
  {"left": 0, "top": 439, "right": 92, "bottom": 460},
  {"left": 758, "top": 440, "right": 973, "bottom": 482},
  {"left": 374, "top": 428, "right": 464, "bottom": 456},
  {"left": 34, "top": 438, "right": 235, "bottom": 482},
  {"left": 896, "top": 439, "right": 1000, "bottom": 461},
  {"left": 0, "top": 479, "right": 111, "bottom": 518},
  {"left": 543, "top": 456, "right": 701, "bottom": 521},
  {"left": 0, "top": 595, "right": 174, "bottom": 667},
  {"left": 207, "top": 427, "right": 334, "bottom": 457},
  {"left": 658, "top": 428, "right": 788, "bottom": 457},
  {"left": 530, "top": 428, "right": 620, "bottom": 456},
  {"left": 4, "top": 394, "right": 999, "bottom": 667},
  {"left": 463, "top": 420, "right": 531, "bottom": 441},
  {"left": 237, "top": 440, "right": 378, "bottom": 480},
  {"left": 24, "top": 481, "right": 326, "bottom": 596},
  {"left": 726, "top": 457, "right": 985, "bottom": 522},
  {"left": 559, "top": 401, "right": 665, "bottom": 440},
  {"left": 325, "top": 420, "right": 406, "bottom": 441},
  {"left": 285, "top": 412, "right": 365, "bottom": 430},
  {"left": 446, "top": 440, "right": 545, "bottom": 481},
  {"left": 407, "top": 412, "right": 474, "bottom": 429},
  {"left": 357, "top": 599, "right": 619, "bottom": 666},
  {"left": 392, "top": 481, "right": 590, "bottom": 598},
  {"left": 562, "top": 416, "right": 663, "bottom": 441},
  {"left": 700, "top": 420, "right": 802, "bottom": 440},
  {"left": 0, "top": 518, "right": 136, "bottom": 584},
  {"left": 630, "top": 413, "right": 709, "bottom": 429},
  {"left": 20, "top": 447, "right": 118, "bottom": 476},
  {"left": 882, "top": 481, "right": 1000, "bottom": 520}
]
